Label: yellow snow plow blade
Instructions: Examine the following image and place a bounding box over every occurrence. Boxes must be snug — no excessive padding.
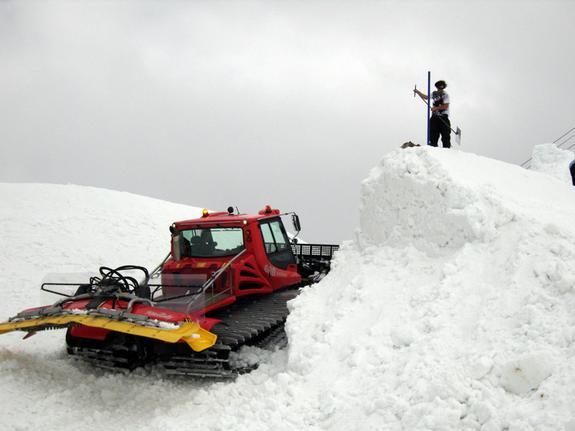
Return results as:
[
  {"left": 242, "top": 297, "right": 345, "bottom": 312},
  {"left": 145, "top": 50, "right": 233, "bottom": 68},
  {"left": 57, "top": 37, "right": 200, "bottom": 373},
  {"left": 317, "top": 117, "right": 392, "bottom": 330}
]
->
[{"left": 0, "top": 315, "right": 217, "bottom": 352}]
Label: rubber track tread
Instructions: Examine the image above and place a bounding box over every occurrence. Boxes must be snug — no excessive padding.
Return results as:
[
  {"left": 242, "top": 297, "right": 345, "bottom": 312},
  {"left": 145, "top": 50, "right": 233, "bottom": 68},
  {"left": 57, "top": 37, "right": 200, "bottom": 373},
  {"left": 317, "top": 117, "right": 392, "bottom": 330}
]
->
[
  {"left": 66, "top": 288, "right": 300, "bottom": 378},
  {"left": 158, "top": 288, "right": 299, "bottom": 377}
]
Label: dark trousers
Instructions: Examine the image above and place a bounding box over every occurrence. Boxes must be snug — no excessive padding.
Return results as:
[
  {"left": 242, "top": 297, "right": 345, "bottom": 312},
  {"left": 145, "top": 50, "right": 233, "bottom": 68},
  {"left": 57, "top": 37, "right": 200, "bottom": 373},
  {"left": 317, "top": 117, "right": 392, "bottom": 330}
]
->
[
  {"left": 429, "top": 115, "right": 451, "bottom": 148},
  {"left": 570, "top": 162, "right": 575, "bottom": 186}
]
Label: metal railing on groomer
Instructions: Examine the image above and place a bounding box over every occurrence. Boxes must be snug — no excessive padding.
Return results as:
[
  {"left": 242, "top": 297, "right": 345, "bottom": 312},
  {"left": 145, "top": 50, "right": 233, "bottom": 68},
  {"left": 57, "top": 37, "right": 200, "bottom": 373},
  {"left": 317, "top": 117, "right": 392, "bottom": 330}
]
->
[
  {"left": 291, "top": 243, "right": 339, "bottom": 258},
  {"left": 148, "top": 249, "right": 247, "bottom": 314}
]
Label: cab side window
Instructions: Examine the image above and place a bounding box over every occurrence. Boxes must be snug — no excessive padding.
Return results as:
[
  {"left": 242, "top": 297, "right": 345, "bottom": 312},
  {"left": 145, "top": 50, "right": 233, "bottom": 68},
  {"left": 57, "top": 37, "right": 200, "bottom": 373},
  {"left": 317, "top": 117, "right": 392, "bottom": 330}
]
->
[
  {"left": 259, "top": 219, "right": 295, "bottom": 269},
  {"left": 260, "top": 223, "right": 278, "bottom": 254}
]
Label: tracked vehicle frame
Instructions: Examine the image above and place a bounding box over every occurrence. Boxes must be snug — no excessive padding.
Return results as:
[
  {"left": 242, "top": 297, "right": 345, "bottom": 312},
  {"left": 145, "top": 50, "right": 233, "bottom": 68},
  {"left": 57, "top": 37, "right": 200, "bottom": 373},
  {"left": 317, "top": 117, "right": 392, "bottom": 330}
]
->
[{"left": 0, "top": 206, "right": 338, "bottom": 378}]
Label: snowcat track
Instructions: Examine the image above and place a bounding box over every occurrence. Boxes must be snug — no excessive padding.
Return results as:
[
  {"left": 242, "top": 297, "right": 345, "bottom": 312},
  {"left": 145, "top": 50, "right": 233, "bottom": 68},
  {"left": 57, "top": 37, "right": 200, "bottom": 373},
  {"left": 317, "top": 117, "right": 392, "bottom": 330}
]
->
[
  {"left": 157, "top": 288, "right": 299, "bottom": 377},
  {"left": 66, "top": 288, "right": 300, "bottom": 378}
]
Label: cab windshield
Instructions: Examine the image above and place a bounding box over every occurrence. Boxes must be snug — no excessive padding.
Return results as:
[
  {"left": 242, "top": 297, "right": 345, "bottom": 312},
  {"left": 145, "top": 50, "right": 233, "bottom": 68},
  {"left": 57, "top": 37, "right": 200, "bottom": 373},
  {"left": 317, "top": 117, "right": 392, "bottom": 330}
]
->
[{"left": 178, "top": 227, "right": 244, "bottom": 258}]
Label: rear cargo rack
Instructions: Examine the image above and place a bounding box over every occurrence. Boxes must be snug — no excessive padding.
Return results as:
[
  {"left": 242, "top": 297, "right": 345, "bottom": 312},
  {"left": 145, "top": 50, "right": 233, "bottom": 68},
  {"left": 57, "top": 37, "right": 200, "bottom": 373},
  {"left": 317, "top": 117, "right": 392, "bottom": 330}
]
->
[
  {"left": 291, "top": 243, "right": 339, "bottom": 258},
  {"left": 291, "top": 243, "right": 339, "bottom": 281}
]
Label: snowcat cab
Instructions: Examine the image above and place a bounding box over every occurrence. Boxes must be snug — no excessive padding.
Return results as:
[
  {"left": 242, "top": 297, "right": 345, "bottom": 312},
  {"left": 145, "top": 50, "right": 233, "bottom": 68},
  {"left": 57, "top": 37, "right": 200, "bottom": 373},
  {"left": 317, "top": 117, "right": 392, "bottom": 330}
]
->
[
  {"left": 163, "top": 206, "right": 301, "bottom": 305},
  {"left": 0, "top": 206, "right": 338, "bottom": 377}
]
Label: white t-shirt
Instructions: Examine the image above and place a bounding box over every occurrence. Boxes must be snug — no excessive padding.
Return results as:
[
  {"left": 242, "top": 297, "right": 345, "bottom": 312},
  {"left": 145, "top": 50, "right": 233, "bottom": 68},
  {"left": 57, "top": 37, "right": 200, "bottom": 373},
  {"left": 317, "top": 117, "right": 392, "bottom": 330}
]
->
[{"left": 432, "top": 90, "right": 450, "bottom": 116}]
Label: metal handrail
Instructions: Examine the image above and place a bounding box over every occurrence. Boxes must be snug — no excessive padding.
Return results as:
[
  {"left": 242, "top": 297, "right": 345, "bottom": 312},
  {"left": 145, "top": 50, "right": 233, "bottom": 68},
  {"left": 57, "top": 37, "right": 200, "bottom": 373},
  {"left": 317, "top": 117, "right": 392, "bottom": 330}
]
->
[
  {"left": 183, "top": 249, "right": 247, "bottom": 315},
  {"left": 200, "top": 249, "right": 246, "bottom": 294},
  {"left": 521, "top": 125, "right": 575, "bottom": 168},
  {"left": 39, "top": 249, "right": 248, "bottom": 317},
  {"left": 553, "top": 126, "right": 575, "bottom": 145}
]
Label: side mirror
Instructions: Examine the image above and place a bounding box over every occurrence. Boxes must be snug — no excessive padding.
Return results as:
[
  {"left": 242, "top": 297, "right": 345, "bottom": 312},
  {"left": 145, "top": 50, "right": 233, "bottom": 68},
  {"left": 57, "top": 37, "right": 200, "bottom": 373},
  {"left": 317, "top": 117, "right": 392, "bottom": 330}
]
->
[
  {"left": 172, "top": 235, "right": 181, "bottom": 262},
  {"left": 292, "top": 214, "right": 301, "bottom": 235}
]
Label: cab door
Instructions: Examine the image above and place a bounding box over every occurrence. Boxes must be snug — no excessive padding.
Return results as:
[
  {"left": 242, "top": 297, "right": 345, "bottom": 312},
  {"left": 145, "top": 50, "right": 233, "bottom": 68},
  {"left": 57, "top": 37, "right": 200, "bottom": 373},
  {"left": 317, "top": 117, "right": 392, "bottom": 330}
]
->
[
  {"left": 257, "top": 218, "right": 301, "bottom": 289},
  {"left": 259, "top": 218, "right": 296, "bottom": 269}
]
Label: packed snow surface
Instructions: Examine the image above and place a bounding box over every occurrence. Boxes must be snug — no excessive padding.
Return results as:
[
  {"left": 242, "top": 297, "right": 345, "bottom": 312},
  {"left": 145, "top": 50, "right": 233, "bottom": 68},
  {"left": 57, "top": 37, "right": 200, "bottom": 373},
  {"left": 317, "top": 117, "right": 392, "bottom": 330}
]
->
[{"left": 2, "top": 148, "right": 575, "bottom": 431}]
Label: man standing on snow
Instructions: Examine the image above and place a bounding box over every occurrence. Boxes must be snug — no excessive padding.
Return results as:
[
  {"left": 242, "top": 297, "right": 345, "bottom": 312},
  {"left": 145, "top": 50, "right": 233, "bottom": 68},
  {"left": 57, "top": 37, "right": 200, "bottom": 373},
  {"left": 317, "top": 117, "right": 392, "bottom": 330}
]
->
[{"left": 414, "top": 80, "right": 451, "bottom": 148}]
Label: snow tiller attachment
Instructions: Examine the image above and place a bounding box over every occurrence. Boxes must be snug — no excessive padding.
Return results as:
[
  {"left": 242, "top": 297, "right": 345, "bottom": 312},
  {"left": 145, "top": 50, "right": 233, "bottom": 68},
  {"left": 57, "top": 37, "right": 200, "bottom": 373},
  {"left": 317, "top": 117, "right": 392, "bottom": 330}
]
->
[
  {"left": 0, "top": 265, "right": 218, "bottom": 352},
  {"left": 0, "top": 206, "right": 339, "bottom": 378}
]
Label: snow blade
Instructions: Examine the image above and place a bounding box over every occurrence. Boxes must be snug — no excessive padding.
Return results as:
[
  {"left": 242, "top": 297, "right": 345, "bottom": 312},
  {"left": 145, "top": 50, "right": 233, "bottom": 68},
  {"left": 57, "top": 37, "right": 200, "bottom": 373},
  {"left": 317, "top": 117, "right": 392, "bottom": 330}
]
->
[{"left": 0, "top": 312, "right": 217, "bottom": 352}]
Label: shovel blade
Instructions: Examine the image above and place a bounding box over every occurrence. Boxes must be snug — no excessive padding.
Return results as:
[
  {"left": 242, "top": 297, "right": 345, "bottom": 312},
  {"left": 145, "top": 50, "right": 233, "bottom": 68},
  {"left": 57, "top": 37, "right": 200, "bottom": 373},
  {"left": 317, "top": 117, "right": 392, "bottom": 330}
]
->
[{"left": 455, "top": 127, "right": 462, "bottom": 146}]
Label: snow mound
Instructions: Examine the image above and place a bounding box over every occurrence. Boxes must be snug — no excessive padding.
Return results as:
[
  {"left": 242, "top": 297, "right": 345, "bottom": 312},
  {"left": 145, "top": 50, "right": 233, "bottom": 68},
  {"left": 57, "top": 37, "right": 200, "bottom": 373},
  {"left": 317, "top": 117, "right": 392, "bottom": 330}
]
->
[
  {"left": 284, "top": 148, "right": 575, "bottom": 430},
  {"left": 359, "top": 148, "right": 575, "bottom": 254},
  {"left": 530, "top": 143, "right": 574, "bottom": 184}
]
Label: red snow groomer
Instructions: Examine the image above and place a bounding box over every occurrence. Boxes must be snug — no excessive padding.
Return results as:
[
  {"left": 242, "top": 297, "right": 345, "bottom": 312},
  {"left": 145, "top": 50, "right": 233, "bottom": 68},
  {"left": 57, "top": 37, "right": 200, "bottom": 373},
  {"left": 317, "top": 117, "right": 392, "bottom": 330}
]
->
[{"left": 0, "top": 206, "right": 338, "bottom": 377}]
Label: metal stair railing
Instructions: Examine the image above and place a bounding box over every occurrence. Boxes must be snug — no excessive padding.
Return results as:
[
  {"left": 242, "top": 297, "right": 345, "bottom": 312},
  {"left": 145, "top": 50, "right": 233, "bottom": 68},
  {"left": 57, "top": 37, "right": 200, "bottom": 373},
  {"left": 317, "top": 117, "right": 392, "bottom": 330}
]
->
[{"left": 521, "top": 126, "right": 575, "bottom": 169}]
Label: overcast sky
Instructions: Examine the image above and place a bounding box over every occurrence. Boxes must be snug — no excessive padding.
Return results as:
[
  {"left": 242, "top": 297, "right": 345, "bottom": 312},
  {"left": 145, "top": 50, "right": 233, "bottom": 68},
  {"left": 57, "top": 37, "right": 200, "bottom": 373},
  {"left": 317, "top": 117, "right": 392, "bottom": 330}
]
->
[{"left": 1, "top": 0, "right": 574, "bottom": 243}]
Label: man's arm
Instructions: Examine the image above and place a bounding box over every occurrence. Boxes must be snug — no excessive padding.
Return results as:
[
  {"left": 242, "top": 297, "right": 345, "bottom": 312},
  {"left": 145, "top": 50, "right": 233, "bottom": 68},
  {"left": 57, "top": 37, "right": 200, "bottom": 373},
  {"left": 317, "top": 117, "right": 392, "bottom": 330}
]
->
[
  {"left": 431, "top": 103, "right": 449, "bottom": 112},
  {"left": 414, "top": 89, "right": 428, "bottom": 102}
]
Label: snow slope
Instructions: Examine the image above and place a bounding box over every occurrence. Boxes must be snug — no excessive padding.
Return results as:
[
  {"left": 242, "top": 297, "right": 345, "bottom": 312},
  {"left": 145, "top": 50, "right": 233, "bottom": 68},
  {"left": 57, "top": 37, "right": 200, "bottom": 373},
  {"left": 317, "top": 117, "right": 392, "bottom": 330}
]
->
[
  {"left": 0, "top": 184, "right": 204, "bottom": 431},
  {"left": 0, "top": 184, "right": 202, "bottom": 312},
  {"left": 1, "top": 148, "right": 575, "bottom": 431}
]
